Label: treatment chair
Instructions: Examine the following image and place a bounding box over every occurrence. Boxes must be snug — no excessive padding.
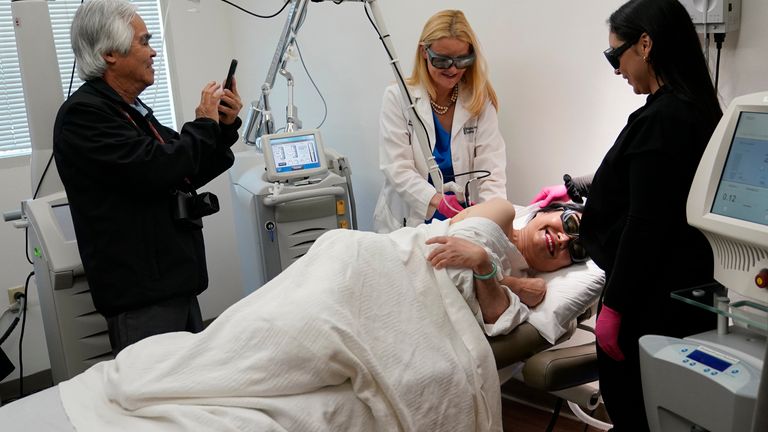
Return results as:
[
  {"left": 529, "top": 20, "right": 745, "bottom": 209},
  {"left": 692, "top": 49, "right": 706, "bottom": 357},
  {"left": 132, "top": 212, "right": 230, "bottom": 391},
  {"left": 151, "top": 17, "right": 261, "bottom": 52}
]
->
[
  {"left": 483, "top": 203, "right": 610, "bottom": 429},
  {"left": 488, "top": 305, "right": 612, "bottom": 431}
]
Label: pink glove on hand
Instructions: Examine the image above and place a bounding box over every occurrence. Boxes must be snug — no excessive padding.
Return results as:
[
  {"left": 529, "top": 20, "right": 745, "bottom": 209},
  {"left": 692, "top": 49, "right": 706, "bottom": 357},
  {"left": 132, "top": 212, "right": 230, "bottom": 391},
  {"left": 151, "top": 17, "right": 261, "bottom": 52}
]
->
[
  {"left": 595, "top": 305, "right": 625, "bottom": 361},
  {"left": 438, "top": 195, "right": 464, "bottom": 218},
  {"left": 530, "top": 184, "right": 569, "bottom": 208}
]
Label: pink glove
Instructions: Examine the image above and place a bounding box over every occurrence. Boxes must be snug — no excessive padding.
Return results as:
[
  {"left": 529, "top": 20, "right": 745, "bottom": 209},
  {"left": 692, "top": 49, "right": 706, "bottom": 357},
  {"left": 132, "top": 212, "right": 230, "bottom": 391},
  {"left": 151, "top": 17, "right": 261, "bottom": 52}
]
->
[
  {"left": 438, "top": 195, "right": 464, "bottom": 218},
  {"left": 595, "top": 305, "right": 625, "bottom": 361},
  {"left": 530, "top": 184, "right": 569, "bottom": 208}
]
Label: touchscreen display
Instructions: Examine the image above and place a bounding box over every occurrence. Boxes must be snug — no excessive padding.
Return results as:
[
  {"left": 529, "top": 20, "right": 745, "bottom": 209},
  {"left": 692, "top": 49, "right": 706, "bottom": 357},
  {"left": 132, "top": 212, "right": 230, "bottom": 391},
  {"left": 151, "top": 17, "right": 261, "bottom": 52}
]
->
[
  {"left": 711, "top": 111, "right": 768, "bottom": 226},
  {"left": 269, "top": 133, "right": 322, "bottom": 173}
]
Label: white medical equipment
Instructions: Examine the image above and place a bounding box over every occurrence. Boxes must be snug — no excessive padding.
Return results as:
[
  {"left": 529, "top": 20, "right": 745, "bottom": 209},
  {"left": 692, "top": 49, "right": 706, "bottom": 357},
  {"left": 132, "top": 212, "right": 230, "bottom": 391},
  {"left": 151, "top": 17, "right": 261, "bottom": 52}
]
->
[
  {"left": 678, "top": 0, "right": 741, "bottom": 34},
  {"left": 640, "top": 91, "right": 768, "bottom": 432},
  {"left": 11, "top": 0, "right": 64, "bottom": 198},
  {"left": 230, "top": 129, "right": 355, "bottom": 293},
  {"left": 22, "top": 193, "right": 112, "bottom": 385},
  {"left": 261, "top": 129, "right": 329, "bottom": 182},
  {"left": 1, "top": 0, "right": 111, "bottom": 386}
]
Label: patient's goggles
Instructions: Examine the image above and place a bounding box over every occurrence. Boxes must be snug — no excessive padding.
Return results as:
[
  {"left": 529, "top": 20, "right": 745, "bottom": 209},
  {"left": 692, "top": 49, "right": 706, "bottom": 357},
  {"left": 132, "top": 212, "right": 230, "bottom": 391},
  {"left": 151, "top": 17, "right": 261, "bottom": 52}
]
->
[{"left": 561, "top": 209, "right": 589, "bottom": 263}]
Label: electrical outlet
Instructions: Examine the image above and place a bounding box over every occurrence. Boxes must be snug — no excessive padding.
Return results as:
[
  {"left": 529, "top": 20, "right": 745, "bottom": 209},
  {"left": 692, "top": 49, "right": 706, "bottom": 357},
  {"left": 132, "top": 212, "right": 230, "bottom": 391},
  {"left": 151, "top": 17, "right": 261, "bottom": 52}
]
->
[{"left": 7, "top": 286, "right": 24, "bottom": 306}]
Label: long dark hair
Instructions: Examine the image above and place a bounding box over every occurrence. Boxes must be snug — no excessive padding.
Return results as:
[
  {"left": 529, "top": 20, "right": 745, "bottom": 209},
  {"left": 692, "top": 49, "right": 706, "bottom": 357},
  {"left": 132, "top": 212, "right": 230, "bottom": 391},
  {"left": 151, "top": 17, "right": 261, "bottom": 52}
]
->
[
  {"left": 609, "top": 0, "right": 722, "bottom": 124},
  {"left": 538, "top": 202, "right": 585, "bottom": 215}
]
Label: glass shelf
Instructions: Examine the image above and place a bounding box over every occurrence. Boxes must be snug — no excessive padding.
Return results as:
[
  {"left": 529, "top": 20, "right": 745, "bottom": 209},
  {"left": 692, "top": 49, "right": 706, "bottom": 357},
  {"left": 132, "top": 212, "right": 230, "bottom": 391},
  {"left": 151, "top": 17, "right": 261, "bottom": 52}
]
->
[{"left": 672, "top": 282, "right": 768, "bottom": 332}]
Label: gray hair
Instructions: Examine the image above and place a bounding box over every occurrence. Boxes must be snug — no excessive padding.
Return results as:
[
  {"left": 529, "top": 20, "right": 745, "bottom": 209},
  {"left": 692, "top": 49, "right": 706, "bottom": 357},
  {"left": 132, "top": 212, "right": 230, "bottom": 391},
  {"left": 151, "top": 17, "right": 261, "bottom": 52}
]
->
[{"left": 71, "top": 0, "right": 137, "bottom": 81}]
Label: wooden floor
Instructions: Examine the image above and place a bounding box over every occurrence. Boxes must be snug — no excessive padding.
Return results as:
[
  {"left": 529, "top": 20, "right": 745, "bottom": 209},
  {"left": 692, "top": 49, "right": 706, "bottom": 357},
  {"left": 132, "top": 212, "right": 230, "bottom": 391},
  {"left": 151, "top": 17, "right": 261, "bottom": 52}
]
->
[{"left": 501, "top": 397, "right": 605, "bottom": 432}]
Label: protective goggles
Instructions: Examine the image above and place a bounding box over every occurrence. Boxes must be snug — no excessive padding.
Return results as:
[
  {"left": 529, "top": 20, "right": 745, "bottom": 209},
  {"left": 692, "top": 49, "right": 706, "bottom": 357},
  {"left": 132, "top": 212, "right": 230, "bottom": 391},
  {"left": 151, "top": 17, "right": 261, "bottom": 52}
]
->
[
  {"left": 425, "top": 47, "right": 476, "bottom": 69},
  {"left": 603, "top": 39, "right": 636, "bottom": 70},
  {"left": 561, "top": 209, "right": 589, "bottom": 263}
]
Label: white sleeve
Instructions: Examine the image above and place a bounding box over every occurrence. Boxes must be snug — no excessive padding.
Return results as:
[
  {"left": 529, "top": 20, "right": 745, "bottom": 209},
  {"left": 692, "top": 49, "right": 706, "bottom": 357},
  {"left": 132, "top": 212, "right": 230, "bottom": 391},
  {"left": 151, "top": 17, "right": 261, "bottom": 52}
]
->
[
  {"left": 473, "top": 102, "right": 507, "bottom": 202},
  {"left": 379, "top": 85, "right": 436, "bottom": 219},
  {"left": 480, "top": 285, "right": 530, "bottom": 337}
]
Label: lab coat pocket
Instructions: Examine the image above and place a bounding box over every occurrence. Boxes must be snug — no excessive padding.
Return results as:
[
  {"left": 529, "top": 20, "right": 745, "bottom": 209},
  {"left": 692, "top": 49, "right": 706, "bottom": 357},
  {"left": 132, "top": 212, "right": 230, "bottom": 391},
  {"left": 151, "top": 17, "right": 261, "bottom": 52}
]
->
[{"left": 373, "top": 190, "right": 402, "bottom": 234}]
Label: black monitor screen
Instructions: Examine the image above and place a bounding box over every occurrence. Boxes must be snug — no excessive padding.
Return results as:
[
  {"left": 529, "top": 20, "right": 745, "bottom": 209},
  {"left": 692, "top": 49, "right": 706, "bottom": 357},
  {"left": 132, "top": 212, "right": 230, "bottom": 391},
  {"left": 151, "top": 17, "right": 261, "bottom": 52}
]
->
[{"left": 711, "top": 111, "right": 768, "bottom": 226}]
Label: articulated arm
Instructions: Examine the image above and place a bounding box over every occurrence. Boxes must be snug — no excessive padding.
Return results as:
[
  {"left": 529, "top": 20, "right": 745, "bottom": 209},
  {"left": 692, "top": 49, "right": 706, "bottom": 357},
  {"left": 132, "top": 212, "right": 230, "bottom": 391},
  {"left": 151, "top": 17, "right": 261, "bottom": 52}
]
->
[
  {"left": 243, "top": 0, "right": 310, "bottom": 146},
  {"left": 242, "top": 0, "right": 443, "bottom": 191}
]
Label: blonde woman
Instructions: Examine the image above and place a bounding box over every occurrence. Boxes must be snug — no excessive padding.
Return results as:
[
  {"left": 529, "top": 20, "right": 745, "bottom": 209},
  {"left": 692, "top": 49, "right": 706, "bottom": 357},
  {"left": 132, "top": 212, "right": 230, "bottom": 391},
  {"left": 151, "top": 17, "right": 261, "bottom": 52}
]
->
[{"left": 374, "top": 10, "right": 507, "bottom": 233}]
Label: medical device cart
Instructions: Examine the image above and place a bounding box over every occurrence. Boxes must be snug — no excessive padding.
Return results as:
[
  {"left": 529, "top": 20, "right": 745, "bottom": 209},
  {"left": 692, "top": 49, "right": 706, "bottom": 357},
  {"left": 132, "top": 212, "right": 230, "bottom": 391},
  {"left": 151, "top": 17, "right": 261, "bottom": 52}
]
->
[
  {"left": 22, "top": 192, "right": 113, "bottom": 384},
  {"left": 229, "top": 132, "right": 355, "bottom": 294},
  {"left": 640, "top": 91, "right": 768, "bottom": 432}
]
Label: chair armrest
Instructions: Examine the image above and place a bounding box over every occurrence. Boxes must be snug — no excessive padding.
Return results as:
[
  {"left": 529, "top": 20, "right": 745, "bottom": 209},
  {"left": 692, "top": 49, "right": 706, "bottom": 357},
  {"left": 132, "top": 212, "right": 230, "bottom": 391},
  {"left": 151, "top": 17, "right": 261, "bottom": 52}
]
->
[
  {"left": 521, "top": 342, "right": 598, "bottom": 392},
  {"left": 488, "top": 321, "right": 576, "bottom": 369}
]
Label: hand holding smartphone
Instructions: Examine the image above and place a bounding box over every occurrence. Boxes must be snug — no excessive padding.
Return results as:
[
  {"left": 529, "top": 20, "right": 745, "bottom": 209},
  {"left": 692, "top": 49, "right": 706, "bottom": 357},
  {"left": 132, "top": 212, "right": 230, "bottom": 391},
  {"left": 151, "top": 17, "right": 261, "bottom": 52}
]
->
[
  {"left": 220, "top": 59, "right": 238, "bottom": 110},
  {"left": 224, "top": 59, "right": 237, "bottom": 91}
]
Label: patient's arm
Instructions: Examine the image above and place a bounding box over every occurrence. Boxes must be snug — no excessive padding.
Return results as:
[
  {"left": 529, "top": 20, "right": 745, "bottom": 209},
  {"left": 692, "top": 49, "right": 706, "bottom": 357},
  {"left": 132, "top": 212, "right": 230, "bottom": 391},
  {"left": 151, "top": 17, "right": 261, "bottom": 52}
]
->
[
  {"left": 425, "top": 236, "right": 510, "bottom": 324},
  {"left": 450, "top": 198, "right": 515, "bottom": 233},
  {"left": 473, "top": 267, "right": 511, "bottom": 324},
  {"left": 500, "top": 276, "right": 546, "bottom": 307}
]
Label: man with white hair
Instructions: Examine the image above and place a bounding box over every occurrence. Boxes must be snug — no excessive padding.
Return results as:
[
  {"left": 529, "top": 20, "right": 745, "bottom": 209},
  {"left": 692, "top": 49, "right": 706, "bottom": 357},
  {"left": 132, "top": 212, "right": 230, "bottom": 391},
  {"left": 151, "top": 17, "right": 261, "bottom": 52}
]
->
[{"left": 53, "top": 0, "right": 243, "bottom": 354}]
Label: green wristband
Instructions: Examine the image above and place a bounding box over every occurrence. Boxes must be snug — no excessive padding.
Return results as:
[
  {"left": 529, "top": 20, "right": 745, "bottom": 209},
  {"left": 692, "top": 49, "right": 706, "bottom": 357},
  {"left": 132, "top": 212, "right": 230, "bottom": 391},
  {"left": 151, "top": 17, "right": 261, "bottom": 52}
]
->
[{"left": 473, "top": 262, "right": 498, "bottom": 280}]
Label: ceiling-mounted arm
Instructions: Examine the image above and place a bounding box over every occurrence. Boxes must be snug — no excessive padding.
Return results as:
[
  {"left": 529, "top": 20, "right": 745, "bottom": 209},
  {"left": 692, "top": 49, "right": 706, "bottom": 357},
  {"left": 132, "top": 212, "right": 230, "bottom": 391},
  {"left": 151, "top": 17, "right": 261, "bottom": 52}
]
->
[{"left": 243, "top": 0, "right": 311, "bottom": 146}]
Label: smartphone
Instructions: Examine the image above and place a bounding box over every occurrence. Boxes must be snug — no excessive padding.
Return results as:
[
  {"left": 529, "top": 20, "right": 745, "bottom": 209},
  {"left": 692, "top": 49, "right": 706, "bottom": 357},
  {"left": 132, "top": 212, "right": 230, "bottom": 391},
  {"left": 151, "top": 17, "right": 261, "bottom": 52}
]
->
[
  {"left": 220, "top": 59, "right": 238, "bottom": 111},
  {"left": 223, "top": 59, "right": 238, "bottom": 91}
]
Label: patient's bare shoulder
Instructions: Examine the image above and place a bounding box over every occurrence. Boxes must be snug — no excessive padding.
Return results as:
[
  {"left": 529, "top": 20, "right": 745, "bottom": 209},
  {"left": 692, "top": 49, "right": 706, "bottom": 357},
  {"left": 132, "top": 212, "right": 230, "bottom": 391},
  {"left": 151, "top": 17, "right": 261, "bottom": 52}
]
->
[{"left": 451, "top": 198, "right": 515, "bottom": 229}]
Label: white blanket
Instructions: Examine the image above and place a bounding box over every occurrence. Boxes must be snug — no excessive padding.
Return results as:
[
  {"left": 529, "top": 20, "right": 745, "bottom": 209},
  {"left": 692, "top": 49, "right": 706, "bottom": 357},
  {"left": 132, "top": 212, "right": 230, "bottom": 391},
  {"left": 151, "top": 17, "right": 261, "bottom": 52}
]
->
[{"left": 59, "top": 220, "right": 502, "bottom": 431}]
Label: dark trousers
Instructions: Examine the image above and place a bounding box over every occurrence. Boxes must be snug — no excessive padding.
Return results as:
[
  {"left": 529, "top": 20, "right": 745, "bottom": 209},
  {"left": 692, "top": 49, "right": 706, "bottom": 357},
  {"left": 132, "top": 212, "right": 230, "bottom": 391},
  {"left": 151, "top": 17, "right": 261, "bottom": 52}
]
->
[
  {"left": 597, "top": 342, "right": 650, "bottom": 432},
  {"left": 106, "top": 295, "right": 204, "bottom": 355}
]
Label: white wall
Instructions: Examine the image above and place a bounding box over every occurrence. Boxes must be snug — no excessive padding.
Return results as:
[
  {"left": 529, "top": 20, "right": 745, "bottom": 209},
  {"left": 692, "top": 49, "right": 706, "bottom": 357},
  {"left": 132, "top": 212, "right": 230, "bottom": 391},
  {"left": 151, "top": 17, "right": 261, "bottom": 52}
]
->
[
  {"left": 226, "top": 0, "right": 768, "bottom": 210},
  {"left": 159, "top": 0, "right": 243, "bottom": 322},
  {"left": 1, "top": 0, "right": 767, "bottom": 386},
  {"left": 226, "top": 0, "right": 646, "bottom": 215}
]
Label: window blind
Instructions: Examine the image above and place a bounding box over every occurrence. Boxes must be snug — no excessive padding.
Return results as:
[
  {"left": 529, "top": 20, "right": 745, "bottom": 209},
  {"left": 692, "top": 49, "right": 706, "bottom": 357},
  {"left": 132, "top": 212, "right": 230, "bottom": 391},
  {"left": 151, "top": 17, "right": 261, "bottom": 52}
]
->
[{"left": 0, "top": 0, "right": 176, "bottom": 158}]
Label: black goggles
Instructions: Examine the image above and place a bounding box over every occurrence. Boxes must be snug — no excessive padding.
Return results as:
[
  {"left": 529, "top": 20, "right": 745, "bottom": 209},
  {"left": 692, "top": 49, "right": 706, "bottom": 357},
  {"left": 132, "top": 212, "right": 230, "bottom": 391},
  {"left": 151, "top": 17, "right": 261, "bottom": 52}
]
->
[
  {"left": 603, "top": 39, "right": 636, "bottom": 70},
  {"left": 425, "top": 47, "right": 476, "bottom": 69},
  {"left": 561, "top": 209, "right": 589, "bottom": 263}
]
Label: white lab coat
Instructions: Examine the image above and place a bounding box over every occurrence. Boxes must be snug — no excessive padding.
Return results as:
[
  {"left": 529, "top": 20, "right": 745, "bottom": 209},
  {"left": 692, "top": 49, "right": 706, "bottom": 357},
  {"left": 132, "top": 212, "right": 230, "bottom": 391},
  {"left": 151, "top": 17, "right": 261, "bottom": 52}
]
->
[{"left": 374, "top": 83, "right": 508, "bottom": 233}]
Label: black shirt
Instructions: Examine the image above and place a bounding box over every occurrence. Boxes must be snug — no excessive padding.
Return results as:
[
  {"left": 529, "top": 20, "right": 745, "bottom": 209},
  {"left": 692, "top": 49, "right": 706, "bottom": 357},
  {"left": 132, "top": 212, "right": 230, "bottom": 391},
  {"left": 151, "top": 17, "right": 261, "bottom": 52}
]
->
[
  {"left": 581, "top": 86, "right": 718, "bottom": 338},
  {"left": 53, "top": 79, "right": 241, "bottom": 316}
]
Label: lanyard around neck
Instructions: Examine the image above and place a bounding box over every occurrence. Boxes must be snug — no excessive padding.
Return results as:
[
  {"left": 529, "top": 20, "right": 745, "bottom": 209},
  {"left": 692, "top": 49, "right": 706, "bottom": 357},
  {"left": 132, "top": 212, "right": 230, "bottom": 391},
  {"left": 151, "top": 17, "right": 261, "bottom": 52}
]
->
[{"left": 120, "top": 108, "right": 165, "bottom": 144}]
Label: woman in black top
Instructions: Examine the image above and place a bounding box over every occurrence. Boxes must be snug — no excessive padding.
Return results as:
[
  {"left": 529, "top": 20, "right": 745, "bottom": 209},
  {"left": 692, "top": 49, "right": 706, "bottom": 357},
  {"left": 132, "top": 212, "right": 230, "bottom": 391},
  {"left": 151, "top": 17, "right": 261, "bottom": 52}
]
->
[{"left": 531, "top": 1, "right": 722, "bottom": 430}]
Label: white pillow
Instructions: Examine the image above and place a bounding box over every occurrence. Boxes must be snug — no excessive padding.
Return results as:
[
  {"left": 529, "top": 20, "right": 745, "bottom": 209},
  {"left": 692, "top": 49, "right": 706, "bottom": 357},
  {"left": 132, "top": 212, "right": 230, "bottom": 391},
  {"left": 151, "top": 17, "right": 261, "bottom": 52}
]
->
[
  {"left": 511, "top": 203, "right": 605, "bottom": 344},
  {"left": 526, "top": 260, "right": 605, "bottom": 344}
]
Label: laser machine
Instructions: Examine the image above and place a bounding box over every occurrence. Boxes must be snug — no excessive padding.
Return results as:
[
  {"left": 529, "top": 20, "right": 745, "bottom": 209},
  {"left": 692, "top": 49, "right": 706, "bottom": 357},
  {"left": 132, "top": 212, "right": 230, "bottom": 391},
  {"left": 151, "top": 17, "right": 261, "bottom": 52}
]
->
[
  {"left": 231, "top": 0, "right": 439, "bottom": 293},
  {"left": 639, "top": 92, "right": 768, "bottom": 432},
  {"left": 230, "top": 129, "right": 355, "bottom": 293}
]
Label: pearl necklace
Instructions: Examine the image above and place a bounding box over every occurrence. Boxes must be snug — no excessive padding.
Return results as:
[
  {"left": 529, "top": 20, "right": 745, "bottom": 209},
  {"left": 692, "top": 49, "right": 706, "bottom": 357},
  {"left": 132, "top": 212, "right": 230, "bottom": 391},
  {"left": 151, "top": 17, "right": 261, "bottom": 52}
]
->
[{"left": 430, "top": 85, "right": 459, "bottom": 115}]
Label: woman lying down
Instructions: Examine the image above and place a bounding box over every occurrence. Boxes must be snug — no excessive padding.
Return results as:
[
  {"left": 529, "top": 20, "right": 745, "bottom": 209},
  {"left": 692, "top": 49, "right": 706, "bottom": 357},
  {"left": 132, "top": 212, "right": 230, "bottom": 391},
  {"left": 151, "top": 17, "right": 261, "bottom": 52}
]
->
[{"left": 59, "top": 198, "right": 585, "bottom": 432}]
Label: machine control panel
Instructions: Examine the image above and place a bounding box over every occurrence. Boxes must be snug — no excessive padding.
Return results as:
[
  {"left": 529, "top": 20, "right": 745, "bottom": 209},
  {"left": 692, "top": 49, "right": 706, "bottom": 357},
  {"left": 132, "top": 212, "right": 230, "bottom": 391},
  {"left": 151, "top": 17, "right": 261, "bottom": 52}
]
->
[{"left": 653, "top": 342, "right": 755, "bottom": 391}]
